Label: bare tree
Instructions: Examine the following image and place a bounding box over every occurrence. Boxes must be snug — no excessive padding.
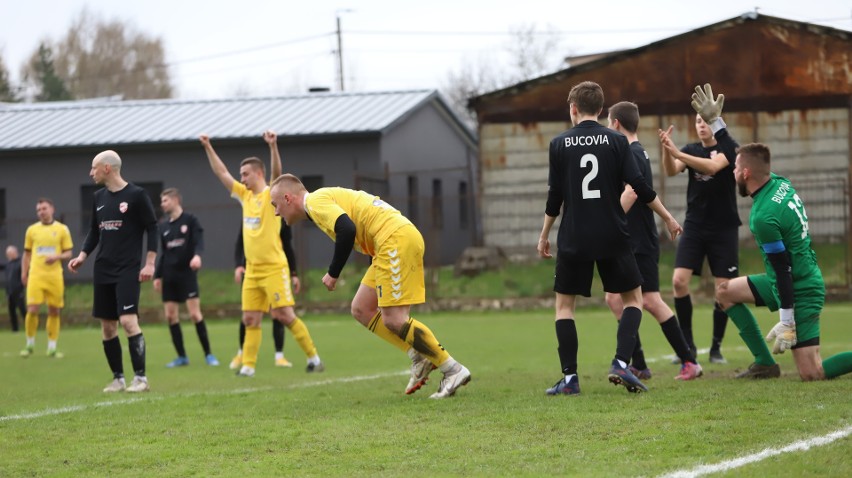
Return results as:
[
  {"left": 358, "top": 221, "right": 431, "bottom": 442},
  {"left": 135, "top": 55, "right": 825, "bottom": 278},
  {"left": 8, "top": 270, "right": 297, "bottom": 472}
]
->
[
  {"left": 21, "top": 9, "right": 173, "bottom": 100},
  {"left": 442, "top": 23, "right": 568, "bottom": 129},
  {"left": 504, "top": 24, "right": 564, "bottom": 84},
  {"left": 440, "top": 54, "right": 503, "bottom": 129}
]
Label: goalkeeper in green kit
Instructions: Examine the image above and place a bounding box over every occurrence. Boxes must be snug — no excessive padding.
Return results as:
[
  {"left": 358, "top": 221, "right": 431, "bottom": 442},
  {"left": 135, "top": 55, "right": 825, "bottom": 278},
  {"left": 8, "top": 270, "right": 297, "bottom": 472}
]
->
[{"left": 691, "top": 84, "right": 852, "bottom": 380}]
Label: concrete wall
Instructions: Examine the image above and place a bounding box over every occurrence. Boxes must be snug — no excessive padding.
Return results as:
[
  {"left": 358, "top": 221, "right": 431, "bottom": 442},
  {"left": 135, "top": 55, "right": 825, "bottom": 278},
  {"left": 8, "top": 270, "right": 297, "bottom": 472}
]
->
[{"left": 478, "top": 107, "right": 850, "bottom": 250}]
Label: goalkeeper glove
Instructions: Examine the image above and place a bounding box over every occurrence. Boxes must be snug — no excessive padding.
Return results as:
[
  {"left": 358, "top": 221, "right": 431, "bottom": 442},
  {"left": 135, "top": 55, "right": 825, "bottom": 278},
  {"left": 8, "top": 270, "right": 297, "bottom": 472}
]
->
[
  {"left": 690, "top": 83, "right": 725, "bottom": 124},
  {"left": 765, "top": 313, "right": 797, "bottom": 354}
]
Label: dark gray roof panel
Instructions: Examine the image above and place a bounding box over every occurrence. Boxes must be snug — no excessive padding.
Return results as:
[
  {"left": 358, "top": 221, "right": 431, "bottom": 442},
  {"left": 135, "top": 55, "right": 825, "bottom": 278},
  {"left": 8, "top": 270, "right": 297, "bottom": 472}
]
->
[{"left": 0, "top": 90, "right": 439, "bottom": 150}]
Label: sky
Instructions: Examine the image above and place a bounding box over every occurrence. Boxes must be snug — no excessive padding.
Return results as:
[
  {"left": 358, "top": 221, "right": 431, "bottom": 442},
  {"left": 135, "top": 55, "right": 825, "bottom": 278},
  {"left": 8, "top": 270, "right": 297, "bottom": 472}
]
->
[{"left": 1, "top": 0, "right": 850, "bottom": 100}]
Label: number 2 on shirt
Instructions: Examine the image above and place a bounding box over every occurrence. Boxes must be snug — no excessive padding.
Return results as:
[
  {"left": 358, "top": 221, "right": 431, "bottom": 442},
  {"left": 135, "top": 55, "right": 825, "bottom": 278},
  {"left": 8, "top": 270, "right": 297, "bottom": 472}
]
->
[{"left": 581, "top": 154, "right": 600, "bottom": 199}]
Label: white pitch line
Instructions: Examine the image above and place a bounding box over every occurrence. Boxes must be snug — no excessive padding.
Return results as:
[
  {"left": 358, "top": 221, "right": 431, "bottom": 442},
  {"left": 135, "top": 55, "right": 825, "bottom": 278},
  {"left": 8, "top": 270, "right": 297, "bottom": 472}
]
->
[
  {"left": 645, "top": 346, "right": 749, "bottom": 364},
  {"left": 0, "top": 371, "right": 407, "bottom": 422},
  {"left": 659, "top": 425, "right": 852, "bottom": 478}
]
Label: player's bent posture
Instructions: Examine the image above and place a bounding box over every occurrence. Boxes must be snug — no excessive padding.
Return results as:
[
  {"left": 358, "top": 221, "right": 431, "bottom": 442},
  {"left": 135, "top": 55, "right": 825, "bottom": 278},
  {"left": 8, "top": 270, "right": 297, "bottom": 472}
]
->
[
  {"left": 716, "top": 143, "right": 852, "bottom": 380},
  {"left": 659, "top": 84, "right": 741, "bottom": 364},
  {"left": 21, "top": 198, "right": 73, "bottom": 358},
  {"left": 538, "top": 81, "right": 682, "bottom": 396},
  {"left": 232, "top": 223, "right": 297, "bottom": 369},
  {"left": 270, "top": 175, "right": 471, "bottom": 398},
  {"left": 69, "top": 150, "right": 157, "bottom": 393},
  {"left": 154, "top": 188, "right": 219, "bottom": 368},
  {"left": 200, "top": 131, "right": 322, "bottom": 377},
  {"left": 603, "top": 102, "right": 702, "bottom": 381}
]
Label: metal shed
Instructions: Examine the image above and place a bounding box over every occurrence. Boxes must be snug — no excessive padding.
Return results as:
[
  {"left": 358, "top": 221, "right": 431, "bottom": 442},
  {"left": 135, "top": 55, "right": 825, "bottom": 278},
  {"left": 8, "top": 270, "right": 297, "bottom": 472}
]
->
[{"left": 0, "top": 90, "right": 479, "bottom": 281}]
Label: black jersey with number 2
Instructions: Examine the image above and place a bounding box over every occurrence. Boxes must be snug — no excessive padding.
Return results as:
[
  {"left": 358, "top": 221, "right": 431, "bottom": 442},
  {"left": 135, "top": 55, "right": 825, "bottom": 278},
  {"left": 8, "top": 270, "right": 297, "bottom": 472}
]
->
[
  {"left": 81, "top": 183, "right": 158, "bottom": 284},
  {"left": 546, "top": 120, "right": 657, "bottom": 259}
]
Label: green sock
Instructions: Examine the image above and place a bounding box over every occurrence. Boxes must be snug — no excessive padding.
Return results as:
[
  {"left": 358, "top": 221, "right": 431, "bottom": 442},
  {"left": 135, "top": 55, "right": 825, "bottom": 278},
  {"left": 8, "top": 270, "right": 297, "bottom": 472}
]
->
[
  {"left": 725, "top": 304, "right": 775, "bottom": 366},
  {"left": 823, "top": 351, "right": 852, "bottom": 379}
]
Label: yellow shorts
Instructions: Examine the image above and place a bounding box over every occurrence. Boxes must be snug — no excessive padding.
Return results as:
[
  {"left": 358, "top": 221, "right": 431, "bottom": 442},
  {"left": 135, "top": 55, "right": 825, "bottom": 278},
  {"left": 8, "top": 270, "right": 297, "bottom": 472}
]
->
[
  {"left": 26, "top": 275, "right": 65, "bottom": 308},
  {"left": 242, "top": 265, "right": 295, "bottom": 312},
  {"left": 361, "top": 224, "right": 426, "bottom": 307}
]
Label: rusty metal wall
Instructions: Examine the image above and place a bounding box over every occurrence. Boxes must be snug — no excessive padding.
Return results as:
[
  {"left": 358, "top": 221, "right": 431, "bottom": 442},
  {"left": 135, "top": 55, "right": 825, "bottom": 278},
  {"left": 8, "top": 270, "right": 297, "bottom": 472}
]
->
[{"left": 471, "top": 16, "right": 852, "bottom": 123}]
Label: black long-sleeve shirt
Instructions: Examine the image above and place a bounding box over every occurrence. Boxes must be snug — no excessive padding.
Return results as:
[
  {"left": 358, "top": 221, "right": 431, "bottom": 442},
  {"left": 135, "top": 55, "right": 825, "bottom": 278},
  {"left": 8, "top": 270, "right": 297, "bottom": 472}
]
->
[
  {"left": 155, "top": 212, "right": 204, "bottom": 280},
  {"left": 1, "top": 258, "right": 24, "bottom": 296},
  {"left": 546, "top": 120, "right": 657, "bottom": 259},
  {"left": 680, "top": 127, "right": 741, "bottom": 228},
  {"left": 625, "top": 141, "right": 660, "bottom": 256},
  {"left": 234, "top": 222, "right": 297, "bottom": 275},
  {"left": 81, "top": 183, "right": 158, "bottom": 284}
]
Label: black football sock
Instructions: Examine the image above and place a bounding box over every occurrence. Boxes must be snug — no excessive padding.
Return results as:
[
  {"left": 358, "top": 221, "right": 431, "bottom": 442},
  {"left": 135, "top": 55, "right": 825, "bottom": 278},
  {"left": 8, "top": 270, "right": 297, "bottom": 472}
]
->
[
  {"left": 169, "top": 323, "right": 186, "bottom": 358},
  {"left": 674, "top": 295, "right": 695, "bottom": 350},
  {"left": 239, "top": 322, "right": 246, "bottom": 349},
  {"left": 195, "top": 321, "right": 212, "bottom": 355},
  {"left": 273, "top": 319, "right": 285, "bottom": 353},
  {"left": 631, "top": 332, "right": 648, "bottom": 370},
  {"left": 128, "top": 333, "right": 146, "bottom": 377},
  {"left": 615, "top": 307, "right": 642, "bottom": 364},
  {"left": 103, "top": 336, "right": 124, "bottom": 379},
  {"left": 661, "top": 316, "right": 695, "bottom": 363},
  {"left": 555, "top": 318, "right": 578, "bottom": 375},
  {"left": 711, "top": 302, "right": 728, "bottom": 352}
]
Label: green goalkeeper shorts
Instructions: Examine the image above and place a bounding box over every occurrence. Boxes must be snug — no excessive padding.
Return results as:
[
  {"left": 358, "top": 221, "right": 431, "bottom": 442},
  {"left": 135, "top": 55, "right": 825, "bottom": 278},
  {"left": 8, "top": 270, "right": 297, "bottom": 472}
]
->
[{"left": 748, "top": 273, "right": 822, "bottom": 342}]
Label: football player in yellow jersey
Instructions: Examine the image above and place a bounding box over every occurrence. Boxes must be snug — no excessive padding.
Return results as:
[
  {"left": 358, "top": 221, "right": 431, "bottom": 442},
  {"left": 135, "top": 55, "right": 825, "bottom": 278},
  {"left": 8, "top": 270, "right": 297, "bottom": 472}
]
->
[
  {"left": 21, "top": 198, "right": 73, "bottom": 358},
  {"left": 270, "top": 174, "right": 471, "bottom": 399},
  {"left": 200, "top": 131, "right": 323, "bottom": 377}
]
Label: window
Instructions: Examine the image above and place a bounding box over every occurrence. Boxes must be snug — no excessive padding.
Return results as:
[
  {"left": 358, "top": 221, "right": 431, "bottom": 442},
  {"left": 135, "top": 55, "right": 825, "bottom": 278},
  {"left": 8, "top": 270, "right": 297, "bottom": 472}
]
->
[
  {"left": 432, "top": 179, "right": 443, "bottom": 229},
  {"left": 0, "top": 188, "right": 6, "bottom": 240},
  {"left": 407, "top": 175, "right": 418, "bottom": 224},
  {"left": 80, "top": 182, "right": 163, "bottom": 234},
  {"left": 301, "top": 175, "right": 324, "bottom": 192},
  {"left": 459, "top": 181, "right": 469, "bottom": 229}
]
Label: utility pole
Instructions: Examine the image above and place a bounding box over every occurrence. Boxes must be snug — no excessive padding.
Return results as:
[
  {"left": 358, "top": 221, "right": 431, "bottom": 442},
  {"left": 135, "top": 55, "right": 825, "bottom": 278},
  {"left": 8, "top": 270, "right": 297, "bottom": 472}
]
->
[
  {"left": 335, "top": 10, "right": 352, "bottom": 92},
  {"left": 336, "top": 14, "right": 344, "bottom": 91}
]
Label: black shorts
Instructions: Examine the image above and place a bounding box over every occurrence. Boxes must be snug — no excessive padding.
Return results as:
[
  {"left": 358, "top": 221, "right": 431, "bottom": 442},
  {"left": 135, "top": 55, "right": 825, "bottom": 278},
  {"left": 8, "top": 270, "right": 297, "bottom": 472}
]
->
[
  {"left": 93, "top": 280, "right": 141, "bottom": 320},
  {"left": 675, "top": 224, "right": 739, "bottom": 278},
  {"left": 161, "top": 273, "right": 200, "bottom": 303},
  {"left": 635, "top": 252, "right": 660, "bottom": 293},
  {"left": 554, "top": 251, "right": 642, "bottom": 297}
]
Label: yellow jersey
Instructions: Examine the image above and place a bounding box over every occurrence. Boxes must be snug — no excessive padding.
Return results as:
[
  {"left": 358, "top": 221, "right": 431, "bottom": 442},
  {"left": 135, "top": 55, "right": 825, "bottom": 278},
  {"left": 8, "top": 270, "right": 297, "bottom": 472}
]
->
[
  {"left": 305, "top": 187, "right": 412, "bottom": 257},
  {"left": 231, "top": 181, "right": 286, "bottom": 275},
  {"left": 24, "top": 220, "right": 73, "bottom": 279}
]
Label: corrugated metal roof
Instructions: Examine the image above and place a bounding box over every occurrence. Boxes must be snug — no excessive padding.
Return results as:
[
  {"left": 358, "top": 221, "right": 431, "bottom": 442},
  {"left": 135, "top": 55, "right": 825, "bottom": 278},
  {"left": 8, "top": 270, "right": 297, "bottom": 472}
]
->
[{"left": 0, "top": 90, "right": 453, "bottom": 151}]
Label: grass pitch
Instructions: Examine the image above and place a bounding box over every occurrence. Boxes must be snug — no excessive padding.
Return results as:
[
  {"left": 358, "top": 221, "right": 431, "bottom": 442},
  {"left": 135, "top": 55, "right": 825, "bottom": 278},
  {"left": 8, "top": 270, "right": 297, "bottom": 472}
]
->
[{"left": 1, "top": 305, "right": 850, "bottom": 477}]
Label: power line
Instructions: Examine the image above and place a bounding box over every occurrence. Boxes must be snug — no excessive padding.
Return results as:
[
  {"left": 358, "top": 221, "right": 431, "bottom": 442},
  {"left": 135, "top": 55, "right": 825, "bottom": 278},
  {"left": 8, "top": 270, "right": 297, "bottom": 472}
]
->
[{"left": 166, "top": 32, "right": 334, "bottom": 67}]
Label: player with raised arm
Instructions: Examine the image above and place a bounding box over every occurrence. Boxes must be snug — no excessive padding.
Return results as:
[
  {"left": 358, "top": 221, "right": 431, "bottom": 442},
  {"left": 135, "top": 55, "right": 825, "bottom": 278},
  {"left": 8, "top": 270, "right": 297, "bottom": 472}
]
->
[
  {"left": 603, "top": 102, "right": 702, "bottom": 381},
  {"left": 69, "top": 150, "right": 158, "bottom": 393},
  {"left": 538, "top": 81, "right": 682, "bottom": 396},
  {"left": 659, "top": 84, "right": 741, "bottom": 364},
  {"left": 716, "top": 143, "right": 852, "bottom": 380},
  {"left": 154, "top": 188, "right": 219, "bottom": 368},
  {"left": 200, "top": 130, "right": 322, "bottom": 377},
  {"left": 20, "top": 198, "right": 73, "bottom": 358},
  {"left": 270, "top": 175, "right": 471, "bottom": 398},
  {"left": 231, "top": 222, "right": 299, "bottom": 369}
]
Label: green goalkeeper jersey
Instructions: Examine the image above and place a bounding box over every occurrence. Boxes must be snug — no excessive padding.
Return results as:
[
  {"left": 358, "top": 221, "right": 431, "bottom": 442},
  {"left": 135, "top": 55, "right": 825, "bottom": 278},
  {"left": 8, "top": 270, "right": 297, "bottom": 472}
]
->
[{"left": 750, "top": 173, "right": 824, "bottom": 294}]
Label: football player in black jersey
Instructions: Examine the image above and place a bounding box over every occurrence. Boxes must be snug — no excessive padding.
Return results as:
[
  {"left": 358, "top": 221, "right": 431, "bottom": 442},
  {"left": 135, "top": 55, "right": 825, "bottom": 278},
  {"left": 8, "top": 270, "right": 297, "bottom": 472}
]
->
[
  {"left": 537, "top": 81, "right": 682, "bottom": 395},
  {"left": 659, "top": 84, "right": 741, "bottom": 364},
  {"left": 69, "top": 150, "right": 158, "bottom": 393},
  {"left": 154, "top": 188, "right": 219, "bottom": 368},
  {"left": 603, "top": 101, "right": 702, "bottom": 381}
]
